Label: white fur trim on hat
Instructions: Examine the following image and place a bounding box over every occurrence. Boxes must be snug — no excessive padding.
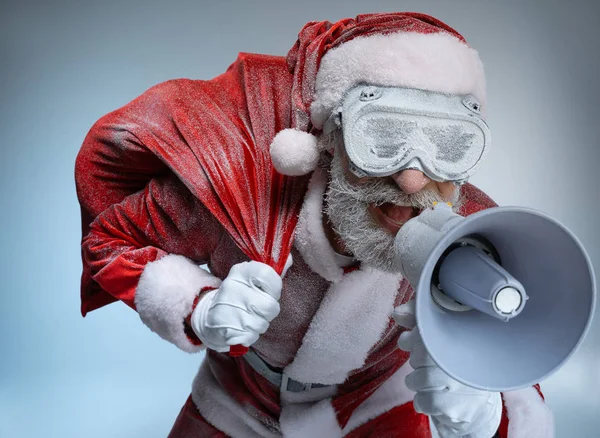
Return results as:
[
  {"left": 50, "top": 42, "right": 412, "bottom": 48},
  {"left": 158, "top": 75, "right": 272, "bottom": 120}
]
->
[
  {"left": 311, "top": 31, "right": 487, "bottom": 128},
  {"left": 269, "top": 128, "right": 319, "bottom": 176},
  {"left": 134, "top": 254, "right": 222, "bottom": 353}
]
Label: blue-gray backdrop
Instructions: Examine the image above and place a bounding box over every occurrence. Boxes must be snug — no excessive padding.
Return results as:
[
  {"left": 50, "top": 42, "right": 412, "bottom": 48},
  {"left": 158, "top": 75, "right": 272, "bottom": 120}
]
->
[{"left": 1, "top": 1, "right": 598, "bottom": 437}]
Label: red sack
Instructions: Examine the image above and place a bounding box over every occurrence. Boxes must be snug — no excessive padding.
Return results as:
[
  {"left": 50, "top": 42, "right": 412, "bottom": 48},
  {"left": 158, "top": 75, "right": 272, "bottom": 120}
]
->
[{"left": 76, "top": 53, "right": 310, "bottom": 316}]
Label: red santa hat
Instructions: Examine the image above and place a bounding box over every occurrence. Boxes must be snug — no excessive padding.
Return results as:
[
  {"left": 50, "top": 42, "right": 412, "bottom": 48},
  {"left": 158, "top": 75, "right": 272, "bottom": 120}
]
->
[{"left": 270, "top": 12, "right": 486, "bottom": 176}]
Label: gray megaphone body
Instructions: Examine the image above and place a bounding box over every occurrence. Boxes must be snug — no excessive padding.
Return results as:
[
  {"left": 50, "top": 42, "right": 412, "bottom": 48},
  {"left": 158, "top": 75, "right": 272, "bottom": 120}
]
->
[{"left": 394, "top": 202, "right": 596, "bottom": 392}]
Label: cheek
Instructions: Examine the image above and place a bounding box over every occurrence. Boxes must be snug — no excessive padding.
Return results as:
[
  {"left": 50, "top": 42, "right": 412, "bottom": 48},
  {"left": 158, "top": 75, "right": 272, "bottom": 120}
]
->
[
  {"left": 347, "top": 172, "right": 375, "bottom": 186},
  {"left": 437, "top": 181, "right": 458, "bottom": 200},
  {"left": 340, "top": 154, "right": 375, "bottom": 185}
]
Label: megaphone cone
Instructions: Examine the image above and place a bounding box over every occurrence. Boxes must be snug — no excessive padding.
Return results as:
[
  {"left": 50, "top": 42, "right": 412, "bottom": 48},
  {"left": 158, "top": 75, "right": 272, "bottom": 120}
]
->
[{"left": 395, "top": 204, "right": 596, "bottom": 391}]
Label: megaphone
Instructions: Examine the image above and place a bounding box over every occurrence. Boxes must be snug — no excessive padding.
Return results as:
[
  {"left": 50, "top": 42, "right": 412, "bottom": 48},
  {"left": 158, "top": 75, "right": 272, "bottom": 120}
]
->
[{"left": 394, "top": 203, "right": 596, "bottom": 392}]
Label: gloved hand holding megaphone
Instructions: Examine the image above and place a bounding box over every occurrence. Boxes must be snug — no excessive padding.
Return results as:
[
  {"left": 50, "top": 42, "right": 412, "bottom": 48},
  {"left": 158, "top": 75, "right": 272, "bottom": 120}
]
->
[
  {"left": 394, "top": 299, "right": 505, "bottom": 438},
  {"left": 393, "top": 202, "right": 596, "bottom": 392}
]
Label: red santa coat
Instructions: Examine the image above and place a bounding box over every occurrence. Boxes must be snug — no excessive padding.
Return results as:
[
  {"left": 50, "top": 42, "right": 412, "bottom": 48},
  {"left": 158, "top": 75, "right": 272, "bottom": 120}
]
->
[{"left": 76, "top": 54, "right": 552, "bottom": 437}]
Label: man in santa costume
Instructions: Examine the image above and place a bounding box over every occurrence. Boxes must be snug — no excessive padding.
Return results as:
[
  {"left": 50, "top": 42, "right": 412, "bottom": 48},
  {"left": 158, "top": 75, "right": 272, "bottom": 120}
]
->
[{"left": 76, "top": 12, "right": 553, "bottom": 437}]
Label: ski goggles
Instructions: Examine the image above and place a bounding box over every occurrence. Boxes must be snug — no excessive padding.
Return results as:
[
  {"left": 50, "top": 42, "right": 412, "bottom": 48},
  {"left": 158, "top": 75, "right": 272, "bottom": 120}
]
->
[{"left": 323, "top": 85, "right": 491, "bottom": 184}]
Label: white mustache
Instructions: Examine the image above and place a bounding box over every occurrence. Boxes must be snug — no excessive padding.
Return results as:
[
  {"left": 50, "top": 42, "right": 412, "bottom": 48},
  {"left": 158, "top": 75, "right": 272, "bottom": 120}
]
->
[{"left": 328, "top": 158, "right": 458, "bottom": 210}]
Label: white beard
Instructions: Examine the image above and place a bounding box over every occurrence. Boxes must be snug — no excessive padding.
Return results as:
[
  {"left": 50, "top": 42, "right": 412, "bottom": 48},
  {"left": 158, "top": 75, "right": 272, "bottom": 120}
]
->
[{"left": 323, "top": 136, "right": 462, "bottom": 273}]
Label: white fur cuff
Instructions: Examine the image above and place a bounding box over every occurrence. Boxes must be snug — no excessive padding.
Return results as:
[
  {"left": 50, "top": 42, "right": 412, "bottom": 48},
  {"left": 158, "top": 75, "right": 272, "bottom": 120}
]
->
[
  {"left": 135, "top": 254, "right": 222, "bottom": 353},
  {"left": 503, "top": 387, "right": 554, "bottom": 438}
]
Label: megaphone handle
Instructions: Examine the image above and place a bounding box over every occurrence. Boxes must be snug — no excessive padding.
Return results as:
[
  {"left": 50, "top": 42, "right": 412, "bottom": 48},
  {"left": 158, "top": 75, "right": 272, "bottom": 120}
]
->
[{"left": 229, "top": 345, "right": 249, "bottom": 356}]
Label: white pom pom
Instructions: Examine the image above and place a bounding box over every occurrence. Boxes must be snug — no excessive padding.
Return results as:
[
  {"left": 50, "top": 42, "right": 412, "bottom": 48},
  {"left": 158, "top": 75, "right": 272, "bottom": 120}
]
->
[{"left": 269, "top": 129, "right": 319, "bottom": 176}]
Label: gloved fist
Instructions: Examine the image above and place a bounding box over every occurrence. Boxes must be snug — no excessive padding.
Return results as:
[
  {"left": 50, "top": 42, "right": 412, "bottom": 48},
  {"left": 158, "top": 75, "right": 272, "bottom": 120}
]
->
[
  {"left": 394, "top": 300, "right": 502, "bottom": 438},
  {"left": 191, "top": 256, "right": 291, "bottom": 352}
]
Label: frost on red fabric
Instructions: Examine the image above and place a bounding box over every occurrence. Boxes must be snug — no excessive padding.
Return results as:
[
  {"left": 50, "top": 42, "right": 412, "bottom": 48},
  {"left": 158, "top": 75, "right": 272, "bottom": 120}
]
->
[
  {"left": 76, "top": 54, "right": 310, "bottom": 316},
  {"left": 457, "top": 182, "right": 498, "bottom": 215}
]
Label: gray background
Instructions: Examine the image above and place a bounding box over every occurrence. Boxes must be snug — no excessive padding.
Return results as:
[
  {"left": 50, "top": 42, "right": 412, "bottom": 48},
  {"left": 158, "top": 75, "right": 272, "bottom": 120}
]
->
[{"left": 1, "top": 0, "right": 598, "bottom": 436}]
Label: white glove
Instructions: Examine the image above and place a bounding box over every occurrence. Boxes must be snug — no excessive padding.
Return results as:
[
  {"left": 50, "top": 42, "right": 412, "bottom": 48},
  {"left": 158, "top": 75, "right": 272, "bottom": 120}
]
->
[
  {"left": 394, "top": 300, "right": 502, "bottom": 438},
  {"left": 191, "top": 256, "right": 292, "bottom": 352}
]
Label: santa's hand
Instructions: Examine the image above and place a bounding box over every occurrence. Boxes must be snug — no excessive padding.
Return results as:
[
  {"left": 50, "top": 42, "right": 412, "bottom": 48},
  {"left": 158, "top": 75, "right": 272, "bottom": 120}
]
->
[
  {"left": 394, "top": 301, "right": 502, "bottom": 438},
  {"left": 191, "top": 257, "right": 290, "bottom": 352}
]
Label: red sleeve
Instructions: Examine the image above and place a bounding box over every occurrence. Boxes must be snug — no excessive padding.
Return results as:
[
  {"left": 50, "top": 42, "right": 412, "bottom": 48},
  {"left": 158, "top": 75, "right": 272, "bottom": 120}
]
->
[
  {"left": 75, "top": 83, "right": 172, "bottom": 315},
  {"left": 82, "top": 173, "right": 224, "bottom": 351},
  {"left": 458, "top": 182, "right": 498, "bottom": 216},
  {"left": 83, "top": 173, "right": 222, "bottom": 308}
]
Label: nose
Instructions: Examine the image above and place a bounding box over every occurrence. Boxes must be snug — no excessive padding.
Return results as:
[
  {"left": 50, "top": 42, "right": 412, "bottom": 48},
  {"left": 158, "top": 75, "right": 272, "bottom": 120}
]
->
[
  {"left": 391, "top": 169, "right": 457, "bottom": 200},
  {"left": 390, "top": 169, "right": 432, "bottom": 194}
]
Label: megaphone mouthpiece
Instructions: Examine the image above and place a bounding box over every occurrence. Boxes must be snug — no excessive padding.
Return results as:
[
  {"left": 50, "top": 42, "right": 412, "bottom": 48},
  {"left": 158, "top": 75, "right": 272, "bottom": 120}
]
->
[{"left": 437, "top": 245, "right": 528, "bottom": 322}]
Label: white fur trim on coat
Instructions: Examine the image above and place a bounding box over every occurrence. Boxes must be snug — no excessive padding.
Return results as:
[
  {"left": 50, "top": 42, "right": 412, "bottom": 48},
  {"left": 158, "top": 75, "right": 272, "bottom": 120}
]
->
[
  {"left": 134, "top": 254, "right": 221, "bottom": 353},
  {"left": 279, "top": 361, "right": 416, "bottom": 437},
  {"left": 283, "top": 266, "right": 401, "bottom": 384},
  {"left": 503, "top": 387, "right": 554, "bottom": 438},
  {"left": 293, "top": 167, "right": 345, "bottom": 282},
  {"left": 280, "top": 398, "right": 342, "bottom": 438},
  {"left": 191, "top": 357, "right": 280, "bottom": 438},
  {"left": 311, "top": 31, "right": 486, "bottom": 128},
  {"left": 289, "top": 165, "right": 404, "bottom": 384},
  {"left": 343, "top": 360, "right": 415, "bottom": 434}
]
